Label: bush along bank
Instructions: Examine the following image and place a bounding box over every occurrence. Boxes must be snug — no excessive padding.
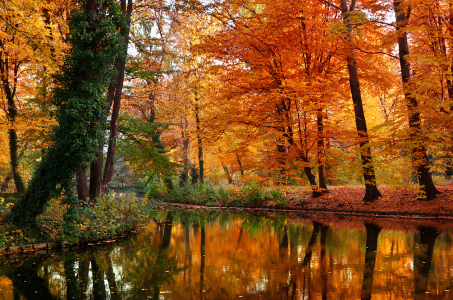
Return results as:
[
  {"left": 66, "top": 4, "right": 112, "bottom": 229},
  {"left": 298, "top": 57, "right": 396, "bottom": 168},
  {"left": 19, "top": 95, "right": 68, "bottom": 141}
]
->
[
  {"left": 146, "top": 181, "right": 290, "bottom": 208},
  {"left": 0, "top": 192, "right": 155, "bottom": 250}
]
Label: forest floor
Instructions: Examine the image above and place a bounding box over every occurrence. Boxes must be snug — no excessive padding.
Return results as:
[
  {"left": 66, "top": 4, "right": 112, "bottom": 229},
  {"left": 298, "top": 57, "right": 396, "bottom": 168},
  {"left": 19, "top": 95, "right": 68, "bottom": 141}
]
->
[
  {"left": 278, "top": 185, "right": 453, "bottom": 217},
  {"left": 163, "top": 185, "right": 453, "bottom": 218}
]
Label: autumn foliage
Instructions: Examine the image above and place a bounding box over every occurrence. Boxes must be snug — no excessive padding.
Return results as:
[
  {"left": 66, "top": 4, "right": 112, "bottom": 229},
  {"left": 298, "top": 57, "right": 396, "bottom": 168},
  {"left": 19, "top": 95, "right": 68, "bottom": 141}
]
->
[{"left": 2, "top": 0, "right": 453, "bottom": 225}]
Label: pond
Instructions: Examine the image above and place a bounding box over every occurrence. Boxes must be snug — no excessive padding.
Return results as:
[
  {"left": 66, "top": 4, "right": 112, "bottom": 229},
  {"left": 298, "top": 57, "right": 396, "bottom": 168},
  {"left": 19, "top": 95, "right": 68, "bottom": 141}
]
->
[{"left": 0, "top": 208, "right": 452, "bottom": 299}]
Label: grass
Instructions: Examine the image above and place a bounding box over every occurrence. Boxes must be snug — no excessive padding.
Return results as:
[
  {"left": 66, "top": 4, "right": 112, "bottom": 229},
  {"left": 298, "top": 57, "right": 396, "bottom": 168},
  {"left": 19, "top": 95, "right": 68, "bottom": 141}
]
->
[{"left": 146, "top": 181, "right": 290, "bottom": 208}]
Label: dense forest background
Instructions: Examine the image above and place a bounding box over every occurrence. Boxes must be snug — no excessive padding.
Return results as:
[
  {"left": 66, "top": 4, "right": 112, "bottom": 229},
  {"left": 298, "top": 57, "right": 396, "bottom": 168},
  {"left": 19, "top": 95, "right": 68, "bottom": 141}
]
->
[{"left": 2, "top": 0, "right": 453, "bottom": 215}]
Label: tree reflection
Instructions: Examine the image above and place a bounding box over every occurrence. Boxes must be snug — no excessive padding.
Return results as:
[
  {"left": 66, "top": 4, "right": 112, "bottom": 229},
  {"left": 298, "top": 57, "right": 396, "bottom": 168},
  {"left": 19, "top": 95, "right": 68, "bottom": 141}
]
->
[
  {"left": 414, "top": 226, "right": 439, "bottom": 300},
  {"left": 320, "top": 225, "right": 329, "bottom": 300},
  {"left": 200, "top": 224, "right": 205, "bottom": 300},
  {"left": 64, "top": 253, "right": 82, "bottom": 300},
  {"left": 302, "top": 221, "right": 321, "bottom": 265},
  {"left": 78, "top": 256, "right": 90, "bottom": 300},
  {"left": 361, "top": 222, "right": 382, "bottom": 300},
  {"left": 5, "top": 256, "right": 56, "bottom": 299},
  {"left": 0, "top": 210, "right": 452, "bottom": 299},
  {"left": 91, "top": 254, "right": 107, "bottom": 300},
  {"left": 105, "top": 252, "right": 121, "bottom": 300}
]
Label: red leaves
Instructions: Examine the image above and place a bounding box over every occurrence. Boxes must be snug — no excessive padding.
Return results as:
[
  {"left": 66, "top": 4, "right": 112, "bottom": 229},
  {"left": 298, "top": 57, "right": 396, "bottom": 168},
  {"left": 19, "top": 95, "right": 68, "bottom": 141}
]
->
[{"left": 290, "top": 185, "right": 453, "bottom": 216}]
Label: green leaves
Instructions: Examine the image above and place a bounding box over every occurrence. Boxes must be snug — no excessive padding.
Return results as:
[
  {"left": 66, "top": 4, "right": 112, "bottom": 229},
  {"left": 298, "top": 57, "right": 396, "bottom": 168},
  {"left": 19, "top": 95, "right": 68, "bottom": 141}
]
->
[{"left": 9, "top": 0, "right": 128, "bottom": 226}]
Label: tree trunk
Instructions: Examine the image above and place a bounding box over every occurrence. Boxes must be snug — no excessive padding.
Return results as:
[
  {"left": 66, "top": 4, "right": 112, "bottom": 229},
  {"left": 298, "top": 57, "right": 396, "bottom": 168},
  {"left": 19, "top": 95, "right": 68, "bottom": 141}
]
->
[
  {"left": 341, "top": 0, "right": 381, "bottom": 202},
  {"left": 221, "top": 161, "right": 233, "bottom": 184},
  {"left": 447, "top": 6, "right": 453, "bottom": 111},
  {"left": 180, "top": 119, "right": 189, "bottom": 185},
  {"left": 103, "top": 0, "right": 133, "bottom": 189},
  {"left": 0, "top": 171, "right": 12, "bottom": 192},
  {"left": 8, "top": 0, "right": 125, "bottom": 226},
  {"left": 276, "top": 138, "right": 287, "bottom": 185},
  {"left": 8, "top": 129, "right": 25, "bottom": 195},
  {"left": 317, "top": 109, "right": 328, "bottom": 191},
  {"left": 236, "top": 153, "right": 245, "bottom": 176},
  {"left": 294, "top": 100, "right": 322, "bottom": 196},
  {"left": 394, "top": 0, "right": 440, "bottom": 200},
  {"left": 0, "top": 62, "right": 26, "bottom": 195},
  {"left": 194, "top": 88, "right": 204, "bottom": 184},
  {"left": 304, "top": 165, "right": 322, "bottom": 198},
  {"left": 76, "top": 167, "right": 88, "bottom": 202},
  {"left": 89, "top": 152, "right": 103, "bottom": 202}
]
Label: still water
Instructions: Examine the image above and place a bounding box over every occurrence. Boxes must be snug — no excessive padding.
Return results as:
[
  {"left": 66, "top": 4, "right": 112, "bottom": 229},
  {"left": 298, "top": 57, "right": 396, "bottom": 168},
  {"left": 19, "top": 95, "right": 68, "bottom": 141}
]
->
[{"left": 0, "top": 208, "right": 452, "bottom": 299}]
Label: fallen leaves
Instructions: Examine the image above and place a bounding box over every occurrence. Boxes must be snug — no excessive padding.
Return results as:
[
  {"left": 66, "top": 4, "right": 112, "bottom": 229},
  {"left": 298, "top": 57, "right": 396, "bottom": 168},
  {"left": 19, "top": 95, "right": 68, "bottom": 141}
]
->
[{"left": 288, "top": 185, "right": 453, "bottom": 216}]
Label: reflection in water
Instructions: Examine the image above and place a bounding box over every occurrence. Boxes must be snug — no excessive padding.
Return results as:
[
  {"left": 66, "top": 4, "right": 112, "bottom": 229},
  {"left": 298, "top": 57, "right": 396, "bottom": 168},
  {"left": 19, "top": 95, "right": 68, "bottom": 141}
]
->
[
  {"left": 0, "top": 209, "right": 451, "bottom": 299},
  {"left": 414, "top": 226, "right": 439, "bottom": 300},
  {"left": 361, "top": 222, "right": 382, "bottom": 300},
  {"left": 7, "top": 256, "right": 56, "bottom": 299},
  {"left": 320, "top": 224, "right": 329, "bottom": 300}
]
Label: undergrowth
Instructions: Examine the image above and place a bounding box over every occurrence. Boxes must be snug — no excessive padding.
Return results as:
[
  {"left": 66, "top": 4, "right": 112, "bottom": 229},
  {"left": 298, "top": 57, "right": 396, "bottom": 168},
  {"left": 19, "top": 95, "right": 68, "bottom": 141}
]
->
[
  {"left": 146, "top": 181, "right": 289, "bottom": 208},
  {"left": 0, "top": 192, "right": 154, "bottom": 248}
]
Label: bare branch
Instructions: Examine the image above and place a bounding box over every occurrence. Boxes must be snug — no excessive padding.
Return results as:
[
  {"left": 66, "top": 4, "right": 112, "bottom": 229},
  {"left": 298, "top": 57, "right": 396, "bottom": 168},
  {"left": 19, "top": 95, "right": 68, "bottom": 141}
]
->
[{"left": 319, "top": 0, "right": 341, "bottom": 11}]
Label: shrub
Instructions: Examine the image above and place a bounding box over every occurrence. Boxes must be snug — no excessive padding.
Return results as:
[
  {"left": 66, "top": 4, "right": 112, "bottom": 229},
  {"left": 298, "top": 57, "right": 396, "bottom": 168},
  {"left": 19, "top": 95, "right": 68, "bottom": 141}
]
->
[
  {"left": 240, "top": 181, "right": 266, "bottom": 207},
  {"left": 267, "top": 189, "right": 288, "bottom": 208},
  {"left": 145, "top": 181, "right": 168, "bottom": 200}
]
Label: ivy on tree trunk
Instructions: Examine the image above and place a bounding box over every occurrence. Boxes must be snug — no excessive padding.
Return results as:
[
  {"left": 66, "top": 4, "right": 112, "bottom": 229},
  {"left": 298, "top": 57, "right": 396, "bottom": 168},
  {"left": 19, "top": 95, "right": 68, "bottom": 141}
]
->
[{"left": 9, "top": 0, "right": 127, "bottom": 226}]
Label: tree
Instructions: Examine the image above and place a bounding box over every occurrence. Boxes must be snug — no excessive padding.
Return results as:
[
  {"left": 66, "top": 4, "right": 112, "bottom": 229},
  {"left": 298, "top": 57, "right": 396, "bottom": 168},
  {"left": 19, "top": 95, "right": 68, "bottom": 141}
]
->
[
  {"left": 336, "top": 0, "right": 382, "bottom": 201},
  {"left": 393, "top": 0, "right": 440, "bottom": 200},
  {"left": 0, "top": 0, "right": 68, "bottom": 195},
  {"left": 9, "top": 0, "right": 127, "bottom": 226},
  {"left": 74, "top": 0, "right": 133, "bottom": 202},
  {"left": 196, "top": 0, "right": 349, "bottom": 195}
]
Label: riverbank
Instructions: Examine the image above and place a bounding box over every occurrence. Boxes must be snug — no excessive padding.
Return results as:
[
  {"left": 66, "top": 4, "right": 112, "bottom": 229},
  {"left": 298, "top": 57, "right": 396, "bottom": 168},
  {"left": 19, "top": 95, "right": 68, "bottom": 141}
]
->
[
  {"left": 1, "top": 184, "right": 452, "bottom": 252},
  {"left": 158, "top": 185, "right": 453, "bottom": 218},
  {"left": 285, "top": 185, "right": 453, "bottom": 216},
  {"left": 0, "top": 193, "right": 154, "bottom": 249}
]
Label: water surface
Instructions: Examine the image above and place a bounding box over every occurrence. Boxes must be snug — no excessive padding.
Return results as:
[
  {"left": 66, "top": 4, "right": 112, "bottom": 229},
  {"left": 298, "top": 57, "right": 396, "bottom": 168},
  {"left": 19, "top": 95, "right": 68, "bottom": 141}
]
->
[{"left": 0, "top": 208, "right": 452, "bottom": 299}]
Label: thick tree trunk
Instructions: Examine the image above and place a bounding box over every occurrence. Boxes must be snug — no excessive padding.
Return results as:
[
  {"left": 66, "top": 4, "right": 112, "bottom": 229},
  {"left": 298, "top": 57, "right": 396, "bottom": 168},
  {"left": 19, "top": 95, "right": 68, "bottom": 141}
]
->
[
  {"left": 76, "top": 167, "right": 88, "bottom": 202},
  {"left": 194, "top": 88, "right": 204, "bottom": 184},
  {"left": 341, "top": 0, "right": 381, "bottom": 202},
  {"left": 303, "top": 163, "right": 322, "bottom": 198},
  {"left": 9, "top": 0, "right": 124, "bottom": 226},
  {"left": 8, "top": 129, "right": 25, "bottom": 195},
  {"left": 1, "top": 143, "right": 27, "bottom": 192},
  {"left": 394, "top": 0, "right": 440, "bottom": 200}
]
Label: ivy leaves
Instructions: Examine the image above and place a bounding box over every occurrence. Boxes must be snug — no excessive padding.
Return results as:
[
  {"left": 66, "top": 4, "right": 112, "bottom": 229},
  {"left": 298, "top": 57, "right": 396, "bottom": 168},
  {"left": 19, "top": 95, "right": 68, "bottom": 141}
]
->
[{"left": 10, "top": 0, "right": 127, "bottom": 226}]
